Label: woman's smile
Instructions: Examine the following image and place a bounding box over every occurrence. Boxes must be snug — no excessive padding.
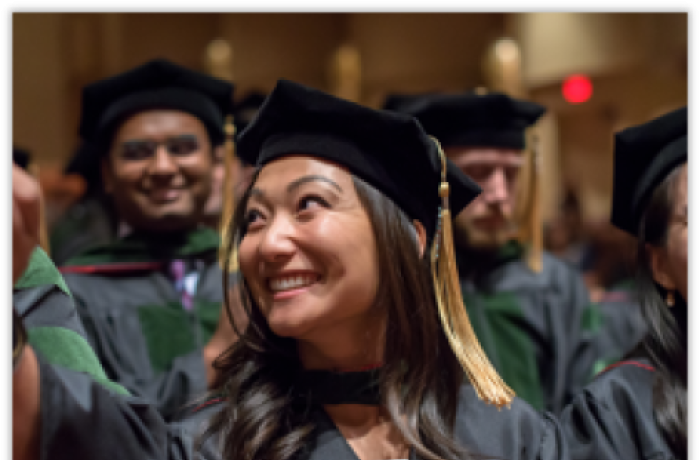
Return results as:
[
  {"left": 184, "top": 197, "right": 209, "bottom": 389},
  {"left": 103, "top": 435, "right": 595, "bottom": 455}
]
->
[{"left": 267, "top": 271, "right": 322, "bottom": 300}]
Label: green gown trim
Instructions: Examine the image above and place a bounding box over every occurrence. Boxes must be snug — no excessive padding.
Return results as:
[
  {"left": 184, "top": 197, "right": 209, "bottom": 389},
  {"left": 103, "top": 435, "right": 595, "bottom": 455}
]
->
[{"left": 64, "top": 227, "right": 221, "bottom": 267}]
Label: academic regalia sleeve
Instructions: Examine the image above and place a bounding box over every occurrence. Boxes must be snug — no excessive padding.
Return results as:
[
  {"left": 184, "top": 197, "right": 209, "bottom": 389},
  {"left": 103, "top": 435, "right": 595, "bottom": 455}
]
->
[
  {"left": 17, "top": 285, "right": 84, "bottom": 334},
  {"left": 558, "top": 361, "right": 675, "bottom": 460},
  {"left": 113, "top": 349, "right": 208, "bottom": 420},
  {"left": 72, "top": 290, "right": 209, "bottom": 419},
  {"left": 36, "top": 350, "right": 219, "bottom": 460},
  {"left": 14, "top": 247, "right": 128, "bottom": 396},
  {"left": 453, "top": 385, "right": 569, "bottom": 460}
]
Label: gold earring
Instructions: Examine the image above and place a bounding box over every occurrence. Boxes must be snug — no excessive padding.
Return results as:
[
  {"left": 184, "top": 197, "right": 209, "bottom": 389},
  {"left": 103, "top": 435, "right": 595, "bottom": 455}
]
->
[{"left": 666, "top": 291, "right": 675, "bottom": 307}]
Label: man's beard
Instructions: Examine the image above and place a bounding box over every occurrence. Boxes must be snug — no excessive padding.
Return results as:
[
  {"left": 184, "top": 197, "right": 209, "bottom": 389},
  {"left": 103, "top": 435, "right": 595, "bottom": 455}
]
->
[{"left": 452, "top": 213, "right": 515, "bottom": 252}]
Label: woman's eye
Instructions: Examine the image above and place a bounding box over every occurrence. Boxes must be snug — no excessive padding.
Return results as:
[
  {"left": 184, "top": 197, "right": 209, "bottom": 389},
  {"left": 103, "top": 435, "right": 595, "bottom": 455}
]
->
[
  {"left": 298, "top": 195, "right": 328, "bottom": 211},
  {"left": 244, "top": 209, "right": 264, "bottom": 226}
]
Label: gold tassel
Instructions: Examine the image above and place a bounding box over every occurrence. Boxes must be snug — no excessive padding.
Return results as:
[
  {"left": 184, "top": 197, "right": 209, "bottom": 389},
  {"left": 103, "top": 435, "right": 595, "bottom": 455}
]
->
[
  {"left": 429, "top": 136, "right": 515, "bottom": 409},
  {"left": 523, "top": 132, "right": 542, "bottom": 273},
  {"left": 512, "top": 129, "right": 543, "bottom": 273},
  {"left": 218, "top": 114, "right": 238, "bottom": 271}
]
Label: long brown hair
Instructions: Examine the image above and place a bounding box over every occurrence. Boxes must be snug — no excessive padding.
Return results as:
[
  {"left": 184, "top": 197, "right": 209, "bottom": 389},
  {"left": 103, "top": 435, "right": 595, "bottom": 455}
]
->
[
  {"left": 634, "top": 163, "right": 686, "bottom": 459},
  {"left": 201, "top": 171, "right": 489, "bottom": 460}
]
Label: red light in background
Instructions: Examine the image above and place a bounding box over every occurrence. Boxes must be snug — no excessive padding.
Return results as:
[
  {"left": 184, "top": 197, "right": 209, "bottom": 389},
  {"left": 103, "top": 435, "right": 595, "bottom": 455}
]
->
[{"left": 562, "top": 74, "right": 593, "bottom": 104}]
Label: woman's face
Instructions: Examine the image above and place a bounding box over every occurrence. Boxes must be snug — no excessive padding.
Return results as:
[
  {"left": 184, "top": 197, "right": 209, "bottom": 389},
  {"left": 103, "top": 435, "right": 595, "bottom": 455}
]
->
[
  {"left": 238, "top": 156, "right": 379, "bottom": 342},
  {"left": 651, "top": 163, "right": 688, "bottom": 302}
]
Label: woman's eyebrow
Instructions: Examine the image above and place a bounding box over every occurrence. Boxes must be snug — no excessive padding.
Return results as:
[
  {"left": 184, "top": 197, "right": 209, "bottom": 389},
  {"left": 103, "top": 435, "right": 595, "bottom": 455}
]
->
[
  {"left": 287, "top": 175, "right": 343, "bottom": 194},
  {"left": 249, "top": 188, "right": 264, "bottom": 199},
  {"left": 248, "top": 188, "right": 272, "bottom": 208},
  {"left": 248, "top": 175, "right": 342, "bottom": 204}
]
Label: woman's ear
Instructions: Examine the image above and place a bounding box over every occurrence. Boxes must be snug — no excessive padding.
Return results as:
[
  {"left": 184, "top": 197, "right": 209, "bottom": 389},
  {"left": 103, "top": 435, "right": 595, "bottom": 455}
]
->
[
  {"left": 412, "top": 220, "right": 428, "bottom": 258},
  {"left": 648, "top": 243, "right": 677, "bottom": 292}
]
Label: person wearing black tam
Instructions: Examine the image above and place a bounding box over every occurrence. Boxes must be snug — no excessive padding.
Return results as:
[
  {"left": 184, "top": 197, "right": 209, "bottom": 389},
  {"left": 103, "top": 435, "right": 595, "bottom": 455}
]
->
[
  {"left": 56, "top": 58, "right": 244, "bottom": 420},
  {"left": 172, "top": 79, "right": 571, "bottom": 460},
  {"left": 559, "top": 106, "right": 687, "bottom": 460},
  {"left": 385, "top": 90, "right": 606, "bottom": 414},
  {"left": 382, "top": 92, "right": 440, "bottom": 113},
  {"left": 49, "top": 142, "right": 121, "bottom": 266}
]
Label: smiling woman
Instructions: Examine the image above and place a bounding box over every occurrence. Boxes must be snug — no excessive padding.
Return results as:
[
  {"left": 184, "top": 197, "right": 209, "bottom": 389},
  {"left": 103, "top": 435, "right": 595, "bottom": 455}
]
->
[
  {"left": 194, "top": 80, "right": 567, "bottom": 460},
  {"left": 559, "top": 106, "right": 688, "bottom": 460}
]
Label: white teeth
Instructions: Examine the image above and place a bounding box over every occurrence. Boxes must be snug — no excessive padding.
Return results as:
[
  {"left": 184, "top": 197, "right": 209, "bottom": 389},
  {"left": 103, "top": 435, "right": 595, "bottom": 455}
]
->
[{"left": 269, "top": 275, "right": 316, "bottom": 292}]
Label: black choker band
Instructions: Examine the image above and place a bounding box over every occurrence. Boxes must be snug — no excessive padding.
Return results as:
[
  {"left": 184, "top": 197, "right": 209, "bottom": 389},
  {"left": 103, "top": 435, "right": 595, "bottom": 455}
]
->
[{"left": 294, "top": 368, "right": 382, "bottom": 406}]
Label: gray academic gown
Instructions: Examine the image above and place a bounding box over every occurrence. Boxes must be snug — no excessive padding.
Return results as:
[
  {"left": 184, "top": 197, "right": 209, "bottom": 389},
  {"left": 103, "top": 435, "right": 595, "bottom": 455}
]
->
[{"left": 59, "top": 228, "right": 225, "bottom": 420}]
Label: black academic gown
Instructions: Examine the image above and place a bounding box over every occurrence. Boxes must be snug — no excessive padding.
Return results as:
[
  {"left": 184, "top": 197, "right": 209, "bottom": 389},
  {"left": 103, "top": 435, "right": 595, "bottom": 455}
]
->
[
  {"left": 37, "top": 354, "right": 200, "bottom": 460},
  {"left": 172, "top": 387, "right": 569, "bottom": 460},
  {"left": 558, "top": 358, "right": 676, "bottom": 460},
  {"left": 35, "top": 336, "right": 567, "bottom": 460}
]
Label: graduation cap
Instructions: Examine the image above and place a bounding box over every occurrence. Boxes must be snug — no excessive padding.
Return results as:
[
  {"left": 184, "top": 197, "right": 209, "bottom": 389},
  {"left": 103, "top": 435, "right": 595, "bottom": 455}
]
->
[
  {"left": 233, "top": 91, "right": 267, "bottom": 143},
  {"left": 611, "top": 106, "right": 687, "bottom": 237},
  {"left": 238, "top": 81, "right": 480, "bottom": 241},
  {"left": 13, "top": 146, "right": 31, "bottom": 170},
  {"left": 79, "top": 58, "right": 235, "bottom": 150},
  {"left": 385, "top": 90, "right": 547, "bottom": 272},
  {"left": 383, "top": 90, "right": 545, "bottom": 150},
  {"left": 382, "top": 92, "right": 441, "bottom": 112},
  {"left": 236, "top": 79, "right": 514, "bottom": 408}
]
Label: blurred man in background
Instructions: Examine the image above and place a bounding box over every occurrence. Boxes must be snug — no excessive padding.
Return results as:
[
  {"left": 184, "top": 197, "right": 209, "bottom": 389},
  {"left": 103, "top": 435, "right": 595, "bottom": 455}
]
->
[
  {"left": 58, "top": 58, "right": 244, "bottom": 420},
  {"left": 386, "top": 90, "right": 607, "bottom": 414}
]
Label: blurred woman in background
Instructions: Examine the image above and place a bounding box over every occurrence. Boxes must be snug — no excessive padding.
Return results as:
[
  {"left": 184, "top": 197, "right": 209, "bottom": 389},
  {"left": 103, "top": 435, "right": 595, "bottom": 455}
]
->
[{"left": 560, "top": 106, "right": 687, "bottom": 460}]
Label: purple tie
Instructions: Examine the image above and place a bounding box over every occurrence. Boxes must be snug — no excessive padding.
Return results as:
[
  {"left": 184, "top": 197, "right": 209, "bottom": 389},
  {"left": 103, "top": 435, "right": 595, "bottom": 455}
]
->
[{"left": 169, "top": 259, "right": 194, "bottom": 311}]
